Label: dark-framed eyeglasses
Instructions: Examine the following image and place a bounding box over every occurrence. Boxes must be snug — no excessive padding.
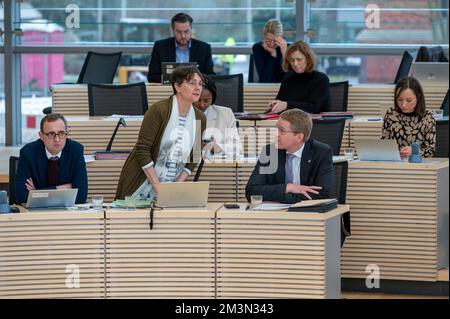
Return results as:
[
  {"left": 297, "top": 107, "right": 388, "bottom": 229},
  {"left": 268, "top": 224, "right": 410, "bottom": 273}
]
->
[{"left": 41, "top": 131, "right": 69, "bottom": 139}]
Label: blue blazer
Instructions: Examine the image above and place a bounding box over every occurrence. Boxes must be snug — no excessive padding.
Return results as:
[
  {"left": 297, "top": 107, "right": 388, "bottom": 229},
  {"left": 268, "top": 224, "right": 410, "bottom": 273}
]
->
[
  {"left": 15, "top": 139, "right": 88, "bottom": 204},
  {"left": 245, "top": 139, "right": 333, "bottom": 204},
  {"left": 147, "top": 37, "right": 215, "bottom": 83}
]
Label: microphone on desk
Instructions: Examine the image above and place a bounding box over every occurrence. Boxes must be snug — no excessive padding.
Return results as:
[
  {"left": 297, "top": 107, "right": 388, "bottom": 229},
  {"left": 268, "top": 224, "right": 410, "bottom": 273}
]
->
[
  {"left": 95, "top": 117, "right": 130, "bottom": 160},
  {"left": 106, "top": 117, "right": 127, "bottom": 151},
  {"left": 193, "top": 136, "right": 214, "bottom": 182}
]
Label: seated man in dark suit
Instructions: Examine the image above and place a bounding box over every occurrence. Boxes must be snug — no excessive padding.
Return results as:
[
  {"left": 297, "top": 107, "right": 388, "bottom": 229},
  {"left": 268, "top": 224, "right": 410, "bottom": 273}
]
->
[
  {"left": 147, "top": 12, "right": 215, "bottom": 83},
  {"left": 15, "top": 113, "right": 88, "bottom": 204},
  {"left": 246, "top": 109, "right": 333, "bottom": 204}
]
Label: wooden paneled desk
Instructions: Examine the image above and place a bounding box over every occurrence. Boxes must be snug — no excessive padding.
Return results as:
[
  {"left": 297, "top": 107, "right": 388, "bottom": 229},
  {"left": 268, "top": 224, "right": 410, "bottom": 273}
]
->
[
  {"left": 52, "top": 83, "right": 447, "bottom": 117},
  {"left": 216, "top": 205, "right": 349, "bottom": 299},
  {"left": 0, "top": 210, "right": 105, "bottom": 298},
  {"left": 105, "top": 204, "right": 220, "bottom": 298},
  {"left": 0, "top": 204, "right": 347, "bottom": 299},
  {"left": 342, "top": 159, "right": 449, "bottom": 282}
]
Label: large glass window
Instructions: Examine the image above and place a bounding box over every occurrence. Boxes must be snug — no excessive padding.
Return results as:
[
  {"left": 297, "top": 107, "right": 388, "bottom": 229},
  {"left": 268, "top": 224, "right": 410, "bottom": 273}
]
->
[
  {"left": 308, "top": 0, "right": 449, "bottom": 45},
  {"left": 19, "top": 1, "right": 296, "bottom": 46},
  {"left": 20, "top": 53, "right": 88, "bottom": 144},
  {"left": 0, "top": 53, "right": 5, "bottom": 145}
]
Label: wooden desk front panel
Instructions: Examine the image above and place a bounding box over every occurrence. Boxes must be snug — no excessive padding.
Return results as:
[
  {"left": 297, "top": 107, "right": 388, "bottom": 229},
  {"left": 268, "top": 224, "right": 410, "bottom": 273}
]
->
[
  {"left": 0, "top": 212, "right": 105, "bottom": 298},
  {"left": 342, "top": 161, "right": 446, "bottom": 281},
  {"left": 68, "top": 118, "right": 141, "bottom": 154},
  {"left": 53, "top": 84, "right": 447, "bottom": 118},
  {"left": 216, "top": 212, "right": 328, "bottom": 298},
  {"left": 105, "top": 210, "right": 216, "bottom": 298}
]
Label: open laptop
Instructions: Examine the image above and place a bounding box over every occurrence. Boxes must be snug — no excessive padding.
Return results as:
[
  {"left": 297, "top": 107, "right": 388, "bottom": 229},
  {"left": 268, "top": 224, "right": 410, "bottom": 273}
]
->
[
  {"left": 161, "top": 62, "right": 198, "bottom": 84},
  {"left": 392, "top": 51, "right": 414, "bottom": 84},
  {"left": 25, "top": 189, "right": 78, "bottom": 210},
  {"left": 411, "top": 62, "right": 449, "bottom": 86},
  {"left": 354, "top": 139, "right": 401, "bottom": 162},
  {"left": 156, "top": 182, "right": 209, "bottom": 208}
]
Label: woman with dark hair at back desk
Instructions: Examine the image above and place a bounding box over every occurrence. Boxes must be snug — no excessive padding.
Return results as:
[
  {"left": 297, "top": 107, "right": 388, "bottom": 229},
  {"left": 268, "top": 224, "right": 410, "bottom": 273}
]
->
[
  {"left": 381, "top": 76, "right": 436, "bottom": 158},
  {"left": 267, "top": 40, "right": 330, "bottom": 114}
]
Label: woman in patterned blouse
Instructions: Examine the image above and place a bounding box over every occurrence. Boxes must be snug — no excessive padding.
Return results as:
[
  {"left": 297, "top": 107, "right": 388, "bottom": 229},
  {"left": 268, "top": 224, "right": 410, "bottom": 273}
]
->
[{"left": 382, "top": 76, "right": 436, "bottom": 158}]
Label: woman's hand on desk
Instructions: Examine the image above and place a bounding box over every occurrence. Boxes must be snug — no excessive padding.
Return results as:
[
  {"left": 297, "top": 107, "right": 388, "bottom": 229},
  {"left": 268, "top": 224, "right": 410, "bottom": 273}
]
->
[
  {"left": 268, "top": 100, "right": 287, "bottom": 113},
  {"left": 286, "top": 184, "right": 322, "bottom": 200},
  {"left": 400, "top": 146, "right": 412, "bottom": 158}
]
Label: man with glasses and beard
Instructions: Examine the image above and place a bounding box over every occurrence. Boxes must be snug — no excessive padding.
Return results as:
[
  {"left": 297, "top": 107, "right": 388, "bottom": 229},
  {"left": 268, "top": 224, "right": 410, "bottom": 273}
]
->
[
  {"left": 147, "top": 12, "right": 215, "bottom": 83},
  {"left": 15, "top": 113, "right": 88, "bottom": 204}
]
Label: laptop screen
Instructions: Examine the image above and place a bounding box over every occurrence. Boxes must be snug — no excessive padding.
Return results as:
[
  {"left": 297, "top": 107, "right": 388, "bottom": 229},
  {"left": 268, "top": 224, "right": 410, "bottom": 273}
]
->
[{"left": 26, "top": 189, "right": 78, "bottom": 209}]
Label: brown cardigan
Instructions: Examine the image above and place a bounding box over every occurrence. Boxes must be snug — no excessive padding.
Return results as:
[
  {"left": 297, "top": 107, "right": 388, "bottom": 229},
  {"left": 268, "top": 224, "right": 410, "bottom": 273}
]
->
[{"left": 115, "top": 96, "right": 206, "bottom": 199}]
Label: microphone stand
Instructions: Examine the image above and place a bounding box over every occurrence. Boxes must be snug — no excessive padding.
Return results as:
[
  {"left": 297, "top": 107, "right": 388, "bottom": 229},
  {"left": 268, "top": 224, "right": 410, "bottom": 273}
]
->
[{"left": 106, "top": 117, "right": 127, "bottom": 151}]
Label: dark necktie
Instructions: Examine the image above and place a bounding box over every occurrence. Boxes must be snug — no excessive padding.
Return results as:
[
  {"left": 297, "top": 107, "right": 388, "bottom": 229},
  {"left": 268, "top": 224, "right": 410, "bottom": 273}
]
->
[
  {"left": 47, "top": 156, "right": 60, "bottom": 186},
  {"left": 285, "top": 153, "right": 295, "bottom": 184}
]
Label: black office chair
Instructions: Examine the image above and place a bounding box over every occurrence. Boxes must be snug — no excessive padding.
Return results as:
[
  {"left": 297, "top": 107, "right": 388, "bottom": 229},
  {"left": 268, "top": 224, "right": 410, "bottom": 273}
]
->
[
  {"left": 435, "top": 119, "right": 449, "bottom": 158},
  {"left": 78, "top": 51, "right": 122, "bottom": 84},
  {"left": 8, "top": 156, "right": 20, "bottom": 205},
  {"left": 87, "top": 82, "right": 148, "bottom": 116},
  {"left": 441, "top": 89, "right": 449, "bottom": 117},
  {"left": 415, "top": 46, "right": 449, "bottom": 62},
  {"left": 332, "top": 160, "right": 351, "bottom": 247},
  {"left": 210, "top": 74, "right": 244, "bottom": 113},
  {"left": 393, "top": 51, "right": 414, "bottom": 84},
  {"left": 247, "top": 54, "right": 259, "bottom": 83},
  {"left": 43, "top": 51, "right": 123, "bottom": 114},
  {"left": 329, "top": 81, "right": 349, "bottom": 112},
  {"left": 311, "top": 118, "right": 346, "bottom": 156}
]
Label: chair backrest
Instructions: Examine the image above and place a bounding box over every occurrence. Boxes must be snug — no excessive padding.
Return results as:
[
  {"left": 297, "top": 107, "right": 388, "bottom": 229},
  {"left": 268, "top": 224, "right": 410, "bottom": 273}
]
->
[
  {"left": 394, "top": 51, "right": 414, "bottom": 84},
  {"left": 415, "top": 46, "right": 449, "bottom": 62},
  {"left": 78, "top": 51, "right": 122, "bottom": 84},
  {"left": 210, "top": 74, "right": 244, "bottom": 113},
  {"left": 441, "top": 89, "right": 449, "bottom": 116},
  {"left": 9, "top": 156, "right": 20, "bottom": 205},
  {"left": 331, "top": 160, "right": 348, "bottom": 204},
  {"left": 311, "top": 118, "right": 346, "bottom": 156},
  {"left": 248, "top": 54, "right": 259, "bottom": 83},
  {"left": 435, "top": 119, "right": 449, "bottom": 158},
  {"left": 87, "top": 82, "right": 148, "bottom": 116},
  {"left": 329, "top": 81, "right": 349, "bottom": 112}
]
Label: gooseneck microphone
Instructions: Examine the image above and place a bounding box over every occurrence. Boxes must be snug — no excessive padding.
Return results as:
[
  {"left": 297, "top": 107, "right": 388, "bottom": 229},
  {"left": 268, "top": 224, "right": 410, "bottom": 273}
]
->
[{"left": 106, "top": 117, "right": 127, "bottom": 151}]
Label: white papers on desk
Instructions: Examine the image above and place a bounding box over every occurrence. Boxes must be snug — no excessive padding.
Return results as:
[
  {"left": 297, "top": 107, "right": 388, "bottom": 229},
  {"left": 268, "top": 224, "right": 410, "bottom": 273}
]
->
[
  {"left": 84, "top": 154, "right": 96, "bottom": 163},
  {"left": 252, "top": 203, "right": 292, "bottom": 211},
  {"left": 108, "top": 114, "right": 144, "bottom": 120}
]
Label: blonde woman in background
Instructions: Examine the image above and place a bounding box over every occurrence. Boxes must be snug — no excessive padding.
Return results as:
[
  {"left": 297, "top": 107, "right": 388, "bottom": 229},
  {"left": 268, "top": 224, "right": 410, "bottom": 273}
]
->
[{"left": 252, "top": 18, "right": 288, "bottom": 83}]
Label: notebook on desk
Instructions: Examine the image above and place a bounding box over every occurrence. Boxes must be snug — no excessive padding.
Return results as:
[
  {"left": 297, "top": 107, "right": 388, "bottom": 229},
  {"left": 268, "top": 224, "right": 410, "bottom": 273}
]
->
[
  {"left": 156, "top": 182, "right": 209, "bottom": 208},
  {"left": 25, "top": 189, "right": 78, "bottom": 210},
  {"left": 354, "top": 139, "right": 401, "bottom": 162}
]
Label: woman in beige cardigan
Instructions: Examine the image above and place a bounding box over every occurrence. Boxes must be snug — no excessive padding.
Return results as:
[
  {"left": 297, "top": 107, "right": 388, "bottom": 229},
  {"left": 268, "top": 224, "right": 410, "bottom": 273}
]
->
[{"left": 115, "top": 66, "right": 206, "bottom": 200}]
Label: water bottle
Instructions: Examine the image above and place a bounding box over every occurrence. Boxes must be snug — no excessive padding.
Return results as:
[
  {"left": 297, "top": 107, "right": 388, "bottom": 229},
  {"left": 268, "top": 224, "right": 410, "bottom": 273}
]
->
[{"left": 409, "top": 142, "right": 422, "bottom": 163}]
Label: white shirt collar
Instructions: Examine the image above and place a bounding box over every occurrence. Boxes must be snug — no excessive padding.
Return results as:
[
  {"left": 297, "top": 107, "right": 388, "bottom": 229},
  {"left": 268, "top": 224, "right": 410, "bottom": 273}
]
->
[
  {"left": 45, "top": 148, "right": 62, "bottom": 160},
  {"left": 287, "top": 143, "right": 305, "bottom": 159}
]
